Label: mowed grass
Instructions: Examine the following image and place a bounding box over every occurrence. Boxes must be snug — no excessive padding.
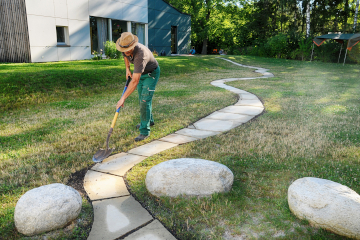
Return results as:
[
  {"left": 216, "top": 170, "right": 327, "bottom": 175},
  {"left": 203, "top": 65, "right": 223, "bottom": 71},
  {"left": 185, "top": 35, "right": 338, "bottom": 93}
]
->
[
  {"left": 126, "top": 56, "right": 360, "bottom": 239},
  {"left": 0, "top": 56, "right": 260, "bottom": 239}
]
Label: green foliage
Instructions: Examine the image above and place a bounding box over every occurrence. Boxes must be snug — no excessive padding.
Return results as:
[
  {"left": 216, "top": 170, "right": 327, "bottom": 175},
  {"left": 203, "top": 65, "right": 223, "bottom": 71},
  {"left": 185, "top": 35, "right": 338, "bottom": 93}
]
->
[
  {"left": 104, "top": 41, "right": 122, "bottom": 59},
  {"left": 167, "top": 0, "right": 360, "bottom": 63},
  {"left": 91, "top": 50, "right": 102, "bottom": 60},
  {"left": 313, "top": 40, "right": 343, "bottom": 63},
  {"left": 266, "top": 33, "right": 288, "bottom": 58},
  {"left": 291, "top": 36, "right": 313, "bottom": 61}
]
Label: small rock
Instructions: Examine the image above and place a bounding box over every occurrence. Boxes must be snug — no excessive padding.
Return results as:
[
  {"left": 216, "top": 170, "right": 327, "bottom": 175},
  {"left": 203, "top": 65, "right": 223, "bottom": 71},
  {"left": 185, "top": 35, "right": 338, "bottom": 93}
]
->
[
  {"left": 15, "top": 183, "right": 82, "bottom": 236},
  {"left": 288, "top": 177, "right": 360, "bottom": 239},
  {"left": 146, "top": 158, "right": 234, "bottom": 197}
]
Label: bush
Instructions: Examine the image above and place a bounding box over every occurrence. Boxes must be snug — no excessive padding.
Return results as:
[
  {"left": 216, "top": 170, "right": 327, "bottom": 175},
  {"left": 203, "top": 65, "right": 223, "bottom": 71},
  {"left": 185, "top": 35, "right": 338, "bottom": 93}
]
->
[
  {"left": 313, "top": 40, "right": 342, "bottom": 63},
  {"left": 290, "top": 36, "right": 313, "bottom": 61},
  {"left": 266, "top": 33, "right": 288, "bottom": 58},
  {"left": 104, "top": 41, "right": 122, "bottom": 59},
  {"left": 91, "top": 50, "right": 102, "bottom": 60}
]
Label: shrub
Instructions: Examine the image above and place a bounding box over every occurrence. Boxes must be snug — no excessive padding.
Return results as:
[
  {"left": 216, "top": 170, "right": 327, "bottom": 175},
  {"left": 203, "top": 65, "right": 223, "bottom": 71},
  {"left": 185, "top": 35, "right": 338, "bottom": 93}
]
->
[
  {"left": 313, "top": 40, "right": 342, "bottom": 63},
  {"left": 104, "top": 41, "right": 122, "bottom": 59},
  {"left": 91, "top": 50, "right": 102, "bottom": 60},
  {"left": 290, "top": 37, "right": 313, "bottom": 61},
  {"left": 266, "top": 33, "right": 288, "bottom": 58}
]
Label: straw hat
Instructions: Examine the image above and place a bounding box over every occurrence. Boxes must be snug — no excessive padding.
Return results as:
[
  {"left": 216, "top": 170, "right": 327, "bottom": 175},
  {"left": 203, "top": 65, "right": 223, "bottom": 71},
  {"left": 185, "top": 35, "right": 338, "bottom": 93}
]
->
[{"left": 116, "top": 32, "right": 138, "bottom": 52}]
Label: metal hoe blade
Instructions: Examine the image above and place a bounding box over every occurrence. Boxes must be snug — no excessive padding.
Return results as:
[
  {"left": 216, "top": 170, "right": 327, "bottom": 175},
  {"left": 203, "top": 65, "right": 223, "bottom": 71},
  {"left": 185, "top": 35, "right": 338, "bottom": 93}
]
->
[{"left": 92, "top": 148, "right": 114, "bottom": 163}]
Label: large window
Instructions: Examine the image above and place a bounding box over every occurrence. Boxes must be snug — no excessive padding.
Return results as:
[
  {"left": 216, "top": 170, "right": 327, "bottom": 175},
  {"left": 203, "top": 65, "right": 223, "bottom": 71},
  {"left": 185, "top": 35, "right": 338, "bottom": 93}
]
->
[
  {"left": 131, "top": 23, "right": 145, "bottom": 45},
  {"left": 112, "top": 20, "right": 127, "bottom": 43},
  {"left": 90, "top": 17, "right": 108, "bottom": 53}
]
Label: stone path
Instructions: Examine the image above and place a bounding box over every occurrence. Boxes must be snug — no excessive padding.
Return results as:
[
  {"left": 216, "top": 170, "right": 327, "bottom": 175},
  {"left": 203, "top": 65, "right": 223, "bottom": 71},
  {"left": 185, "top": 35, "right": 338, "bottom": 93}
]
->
[{"left": 84, "top": 58, "right": 274, "bottom": 240}]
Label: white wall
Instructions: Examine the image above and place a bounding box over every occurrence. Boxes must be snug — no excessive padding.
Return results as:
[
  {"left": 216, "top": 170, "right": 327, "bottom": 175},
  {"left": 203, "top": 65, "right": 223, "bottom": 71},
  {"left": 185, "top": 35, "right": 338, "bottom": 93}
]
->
[{"left": 25, "top": 0, "right": 148, "bottom": 62}]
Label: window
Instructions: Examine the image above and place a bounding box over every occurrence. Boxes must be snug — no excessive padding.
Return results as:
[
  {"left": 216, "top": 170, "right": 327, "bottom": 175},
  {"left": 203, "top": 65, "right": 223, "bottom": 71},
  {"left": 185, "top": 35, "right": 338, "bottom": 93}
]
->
[
  {"left": 131, "top": 23, "right": 145, "bottom": 45},
  {"left": 56, "top": 26, "right": 69, "bottom": 46},
  {"left": 90, "top": 17, "right": 108, "bottom": 53},
  {"left": 112, "top": 20, "right": 127, "bottom": 43}
]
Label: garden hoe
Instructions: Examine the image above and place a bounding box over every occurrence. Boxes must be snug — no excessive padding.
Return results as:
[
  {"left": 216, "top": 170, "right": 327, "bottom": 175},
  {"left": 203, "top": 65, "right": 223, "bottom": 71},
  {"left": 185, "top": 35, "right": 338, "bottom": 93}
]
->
[{"left": 92, "top": 76, "right": 132, "bottom": 163}]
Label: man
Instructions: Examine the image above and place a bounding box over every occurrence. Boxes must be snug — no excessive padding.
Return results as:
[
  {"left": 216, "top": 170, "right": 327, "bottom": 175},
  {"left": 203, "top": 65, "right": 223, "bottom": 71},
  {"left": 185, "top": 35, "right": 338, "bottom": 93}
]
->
[{"left": 115, "top": 32, "right": 160, "bottom": 141}]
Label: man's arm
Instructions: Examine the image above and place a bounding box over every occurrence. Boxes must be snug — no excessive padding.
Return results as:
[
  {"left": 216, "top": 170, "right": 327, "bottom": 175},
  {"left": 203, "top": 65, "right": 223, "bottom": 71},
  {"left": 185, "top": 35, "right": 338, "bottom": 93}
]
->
[
  {"left": 124, "top": 57, "right": 132, "bottom": 79},
  {"left": 116, "top": 73, "right": 141, "bottom": 109}
]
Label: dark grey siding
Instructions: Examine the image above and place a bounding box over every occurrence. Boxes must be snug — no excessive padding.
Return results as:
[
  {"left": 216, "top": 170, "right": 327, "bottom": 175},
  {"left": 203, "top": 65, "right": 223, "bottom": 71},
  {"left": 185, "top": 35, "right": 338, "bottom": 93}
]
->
[
  {"left": 148, "top": 0, "right": 191, "bottom": 55},
  {"left": 0, "top": 0, "right": 31, "bottom": 63}
]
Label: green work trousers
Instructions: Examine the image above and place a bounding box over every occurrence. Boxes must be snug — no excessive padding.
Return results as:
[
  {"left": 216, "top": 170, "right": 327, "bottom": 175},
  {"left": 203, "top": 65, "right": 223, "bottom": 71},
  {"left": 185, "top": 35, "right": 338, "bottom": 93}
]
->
[{"left": 137, "top": 66, "right": 160, "bottom": 136}]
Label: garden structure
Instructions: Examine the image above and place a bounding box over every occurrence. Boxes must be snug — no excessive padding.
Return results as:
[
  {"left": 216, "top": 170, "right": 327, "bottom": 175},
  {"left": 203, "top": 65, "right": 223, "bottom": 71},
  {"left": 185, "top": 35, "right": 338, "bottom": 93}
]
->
[{"left": 311, "top": 33, "right": 360, "bottom": 64}]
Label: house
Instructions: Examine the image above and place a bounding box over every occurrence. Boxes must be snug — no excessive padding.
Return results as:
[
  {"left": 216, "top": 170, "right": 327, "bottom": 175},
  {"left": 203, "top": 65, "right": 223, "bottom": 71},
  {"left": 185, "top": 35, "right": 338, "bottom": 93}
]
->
[{"left": 0, "top": 0, "right": 191, "bottom": 63}]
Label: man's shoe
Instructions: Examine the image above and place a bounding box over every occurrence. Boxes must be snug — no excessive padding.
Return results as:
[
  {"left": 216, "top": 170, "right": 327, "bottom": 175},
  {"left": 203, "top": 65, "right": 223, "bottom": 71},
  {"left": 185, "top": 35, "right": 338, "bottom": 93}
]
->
[
  {"left": 135, "top": 134, "right": 149, "bottom": 142},
  {"left": 136, "top": 122, "right": 155, "bottom": 129}
]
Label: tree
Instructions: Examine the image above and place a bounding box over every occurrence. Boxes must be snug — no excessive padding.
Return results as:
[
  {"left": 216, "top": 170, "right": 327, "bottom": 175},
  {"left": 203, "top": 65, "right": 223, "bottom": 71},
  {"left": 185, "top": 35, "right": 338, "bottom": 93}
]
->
[
  {"left": 354, "top": 0, "right": 360, "bottom": 32},
  {"left": 306, "top": 0, "right": 310, "bottom": 37},
  {"left": 168, "top": 0, "right": 237, "bottom": 54}
]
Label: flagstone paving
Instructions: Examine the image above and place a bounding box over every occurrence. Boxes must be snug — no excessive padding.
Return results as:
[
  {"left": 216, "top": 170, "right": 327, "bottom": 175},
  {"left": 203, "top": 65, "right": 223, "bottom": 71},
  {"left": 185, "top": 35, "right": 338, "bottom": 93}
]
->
[{"left": 84, "top": 58, "right": 273, "bottom": 239}]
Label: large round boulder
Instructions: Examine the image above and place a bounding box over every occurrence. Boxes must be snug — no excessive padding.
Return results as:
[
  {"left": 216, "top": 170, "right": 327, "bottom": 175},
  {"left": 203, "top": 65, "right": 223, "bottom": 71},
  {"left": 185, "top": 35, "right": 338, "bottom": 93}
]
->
[
  {"left": 15, "top": 183, "right": 82, "bottom": 236},
  {"left": 288, "top": 177, "right": 360, "bottom": 239},
  {"left": 145, "top": 158, "right": 234, "bottom": 197}
]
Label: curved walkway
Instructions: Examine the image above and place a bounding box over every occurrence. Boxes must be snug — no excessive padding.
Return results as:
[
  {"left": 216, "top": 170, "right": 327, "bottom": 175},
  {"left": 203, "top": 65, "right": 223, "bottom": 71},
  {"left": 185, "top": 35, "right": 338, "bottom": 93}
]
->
[{"left": 83, "top": 58, "right": 274, "bottom": 240}]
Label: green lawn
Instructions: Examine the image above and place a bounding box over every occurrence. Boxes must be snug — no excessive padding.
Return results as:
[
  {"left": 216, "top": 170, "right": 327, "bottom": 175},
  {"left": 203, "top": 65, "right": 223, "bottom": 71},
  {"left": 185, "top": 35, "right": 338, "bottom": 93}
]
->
[{"left": 1, "top": 56, "right": 359, "bottom": 239}]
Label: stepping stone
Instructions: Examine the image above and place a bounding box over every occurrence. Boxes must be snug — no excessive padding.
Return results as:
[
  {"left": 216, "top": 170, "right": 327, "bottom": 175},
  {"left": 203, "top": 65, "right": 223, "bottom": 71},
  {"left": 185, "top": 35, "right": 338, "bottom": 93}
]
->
[
  {"left": 263, "top": 72, "right": 274, "bottom": 77},
  {"left": 219, "top": 106, "right": 263, "bottom": 115},
  {"left": 224, "top": 77, "right": 256, "bottom": 81},
  {"left": 235, "top": 99, "right": 263, "bottom": 108},
  {"left": 240, "top": 93, "right": 259, "bottom": 100},
  {"left": 220, "top": 78, "right": 239, "bottom": 81},
  {"left": 92, "top": 153, "right": 146, "bottom": 177},
  {"left": 221, "top": 85, "right": 240, "bottom": 91},
  {"left": 128, "top": 141, "right": 178, "bottom": 157},
  {"left": 123, "top": 220, "right": 176, "bottom": 240},
  {"left": 206, "top": 112, "right": 254, "bottom": 122},
  {"left": 227, "top": 89, "right": 249, "bottom": 94},
  {"left": 159, "top": 134, "right": 198, "bottom": 144},
  {"left": 255, "top": 68, "right": 268, "bottom": 73},
  {"left": 84, "top": 170, "right": 129, "bottom": 201},
  {"left": 211, "top": 80, "right": 225, "bottom": 84},
  {"left": 194, "top": 119, "right": 236, "bottom": 132},
  {"left": 88, "top": 196, "right": 153, "bottom": 240},
  {"left": 211, "top": 82, "right": 226, "bottom": 87},
  {"left": 175, "top": 128, "right": 218, "bottom": 139}
]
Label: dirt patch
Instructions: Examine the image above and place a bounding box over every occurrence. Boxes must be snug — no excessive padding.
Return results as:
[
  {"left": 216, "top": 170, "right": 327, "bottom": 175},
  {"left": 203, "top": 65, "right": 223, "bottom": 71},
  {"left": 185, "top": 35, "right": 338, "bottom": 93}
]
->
[{"left": 66, "top": 164, "right": 94, "bottom": 200}]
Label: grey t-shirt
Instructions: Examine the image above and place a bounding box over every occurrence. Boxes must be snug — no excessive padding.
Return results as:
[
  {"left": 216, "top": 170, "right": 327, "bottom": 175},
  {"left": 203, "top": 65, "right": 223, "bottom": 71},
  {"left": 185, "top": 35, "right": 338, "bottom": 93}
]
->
[{"left": 123, "top": 43, "right": 159, "bottom": 74}]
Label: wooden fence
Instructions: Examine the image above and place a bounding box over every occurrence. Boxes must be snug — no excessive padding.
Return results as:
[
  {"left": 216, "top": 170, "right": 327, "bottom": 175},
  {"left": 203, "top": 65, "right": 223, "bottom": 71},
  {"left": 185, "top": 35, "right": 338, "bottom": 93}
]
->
[{"left": 0, "top": 0, "right": 31, "bottom": 63}]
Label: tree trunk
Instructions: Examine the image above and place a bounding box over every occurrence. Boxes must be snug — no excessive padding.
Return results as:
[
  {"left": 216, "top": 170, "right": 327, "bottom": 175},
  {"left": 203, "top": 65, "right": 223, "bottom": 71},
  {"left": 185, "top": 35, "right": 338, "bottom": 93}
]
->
[
  {"left": 306, "top": 2, "right": 310, "bottom": 37},
  {"left": 201, "top": 1, "right": 211, "bottom": 55},
  {"left": 354, "top": 0, "right": 360, "bottom": 33},
  {"left": 201, "top": 38, "right": 208, "bottom": 55},
  {"left": 343, "top": 0, "right": 349, "bottom": 32}
]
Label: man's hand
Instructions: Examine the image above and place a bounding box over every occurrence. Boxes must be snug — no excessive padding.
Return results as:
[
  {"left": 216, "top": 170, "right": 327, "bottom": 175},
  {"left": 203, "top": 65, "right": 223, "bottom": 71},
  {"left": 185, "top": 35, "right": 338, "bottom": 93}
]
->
[
  {"left": 126, "top": 69, "right": 133, "bottom": 80},
  {"left": 115, "top": 73, "right": 141, "bottom": 110},
  {"left": 116, "top": 98, "right": 124, "bottom": 110}
]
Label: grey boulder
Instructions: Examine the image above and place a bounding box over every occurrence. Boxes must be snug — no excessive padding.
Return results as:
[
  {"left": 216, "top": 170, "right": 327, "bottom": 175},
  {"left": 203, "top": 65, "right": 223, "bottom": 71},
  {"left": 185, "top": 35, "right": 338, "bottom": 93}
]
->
[
  {"left": 146, "top": 158, "right": 234, "bottom": 197},
  {"left": 288, "top": 177, "right": 360, "bottom": 239},
  {"left": 15, "top": 183, "right": 82, "bottom": 236}
]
